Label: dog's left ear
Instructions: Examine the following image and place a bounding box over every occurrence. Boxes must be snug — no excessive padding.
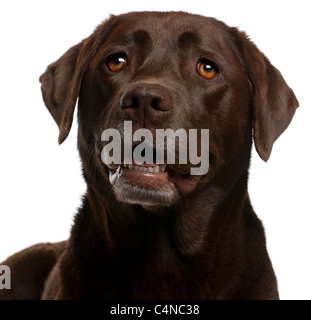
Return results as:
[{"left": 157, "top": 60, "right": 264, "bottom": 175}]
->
[{"left": 236, "top": 31, "right": 299, "bottom": 161}]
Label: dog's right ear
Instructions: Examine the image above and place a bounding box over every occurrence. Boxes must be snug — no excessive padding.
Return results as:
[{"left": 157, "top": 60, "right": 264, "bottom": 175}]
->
[
  {"left": 39, "top": 35, "right": 96, "bottom": 144},
  {"left": 39, "top": 15, "right": 119, "bottom": 144}
]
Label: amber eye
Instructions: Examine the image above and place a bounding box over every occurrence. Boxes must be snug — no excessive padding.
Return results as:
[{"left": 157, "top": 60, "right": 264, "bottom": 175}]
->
[
  {"left": 197, "top": 60, "right": 218, "bottom": 79},
  {"left": 107, "top": 54, "right": 127, "bottom": 71}
]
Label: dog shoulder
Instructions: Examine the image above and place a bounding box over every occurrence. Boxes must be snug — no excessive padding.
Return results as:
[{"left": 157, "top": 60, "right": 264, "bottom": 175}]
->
[{"left": 0, "top": 241, "right": 66, "bottom": 300}]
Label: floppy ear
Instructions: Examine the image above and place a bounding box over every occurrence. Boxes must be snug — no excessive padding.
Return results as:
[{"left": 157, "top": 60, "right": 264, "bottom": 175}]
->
[
  {"left": 237, "top": 31, "right": 299, "bottom": 161},
  {"left": 39, "top": 33, "right": 98, "bottom": 144}
]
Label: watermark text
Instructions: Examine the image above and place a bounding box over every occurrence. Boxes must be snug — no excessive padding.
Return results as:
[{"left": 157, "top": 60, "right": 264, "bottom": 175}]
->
[
  {"left": 0, "top": 265, "right": 11, "bottom": 290},
  {"left": 101, "top": 121, "right": 209, "bottom": 175}
]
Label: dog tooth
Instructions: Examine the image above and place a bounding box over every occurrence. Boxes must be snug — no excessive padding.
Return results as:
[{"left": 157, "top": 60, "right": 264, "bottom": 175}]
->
[
  {"left": 154, "top": 166, "right": 160, "bottom": 173},
  {"left": 148, "top": 167, "right": 154, "bottom": 172},
  {"left": 129, "top": 164, "right": 133, "bottom": 170},
  {"left": 159, "top": 164, "right": 166, "bottom": 172},
  {"left": 109, "top": 171, "right": 116, "bottom": 185},
  {"left": 109, "top": 166, "right": 121, "bottom": 185}
]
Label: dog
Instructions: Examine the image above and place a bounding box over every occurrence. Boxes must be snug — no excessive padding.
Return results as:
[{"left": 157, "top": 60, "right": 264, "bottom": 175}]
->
[{"left": 0, "top": 11, "right": 298, "bottom": 300}]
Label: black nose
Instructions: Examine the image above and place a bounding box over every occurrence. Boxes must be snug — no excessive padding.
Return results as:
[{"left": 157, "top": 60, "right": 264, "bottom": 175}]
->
[{"left": 120, "top": 84, "right": 173, "bottom": 125}]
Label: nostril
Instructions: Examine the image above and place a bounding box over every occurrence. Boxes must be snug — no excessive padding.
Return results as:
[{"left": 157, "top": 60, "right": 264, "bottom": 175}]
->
[
  {"left": 131, "top": 97, "right": 139, "bottom": 108},
  {"left": 151, "top": 98, "right": 161, "bottom": 111},
  {"left": 121, "top": 95, "right": 139, "bottom": 109}
]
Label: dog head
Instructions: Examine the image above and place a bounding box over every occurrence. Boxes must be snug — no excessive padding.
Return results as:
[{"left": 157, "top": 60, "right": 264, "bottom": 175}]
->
[{"left": 40, "top": 12, "right": 298, "bottom": 208}]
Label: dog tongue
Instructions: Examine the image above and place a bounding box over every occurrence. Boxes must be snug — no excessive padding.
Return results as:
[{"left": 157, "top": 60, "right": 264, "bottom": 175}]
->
[{"left": 172, "top": 171, "right": 201, "bottom": 193}]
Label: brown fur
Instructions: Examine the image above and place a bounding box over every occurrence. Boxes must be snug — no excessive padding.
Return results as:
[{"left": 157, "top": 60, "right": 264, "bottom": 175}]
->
[{"left": 0, "top": 12, "right": 298, "bottom": 300}]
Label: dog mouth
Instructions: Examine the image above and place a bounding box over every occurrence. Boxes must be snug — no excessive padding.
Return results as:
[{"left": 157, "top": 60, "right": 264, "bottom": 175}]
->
[
  {"left": 102, "top": 138, "right": 204, "bottom": 207},
  {"left": 108, "top": 161, "right": 201, "bottom": 194}
]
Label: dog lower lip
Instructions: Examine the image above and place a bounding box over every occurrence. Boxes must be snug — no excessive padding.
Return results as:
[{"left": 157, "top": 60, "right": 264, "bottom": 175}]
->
[
  {"left": 121, "top": 162, "right": 175, "bottom": 190},
  {"left": 108, "top": 162, "right": 201, "bottom": 193}
]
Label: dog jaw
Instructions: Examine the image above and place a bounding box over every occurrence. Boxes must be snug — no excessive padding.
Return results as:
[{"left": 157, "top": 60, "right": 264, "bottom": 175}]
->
[
  {"left": 111, "top": 170, "right": 180, "bottom": 207},
  {"left": 107, "top": 162, "right": 202, "bottom": 207}
]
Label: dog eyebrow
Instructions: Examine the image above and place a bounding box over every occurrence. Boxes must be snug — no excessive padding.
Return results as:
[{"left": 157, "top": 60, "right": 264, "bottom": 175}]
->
[
  {"left": 128, "top": 29, "right": 152, "bottom": 48},
  {"left": 177, "top": 31, "right": 201, "bottom": 49}
]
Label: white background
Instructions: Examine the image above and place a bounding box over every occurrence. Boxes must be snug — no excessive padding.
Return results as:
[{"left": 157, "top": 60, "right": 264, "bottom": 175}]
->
[{"left": 0, "top": 0, "right": 310, "bottom": 300}]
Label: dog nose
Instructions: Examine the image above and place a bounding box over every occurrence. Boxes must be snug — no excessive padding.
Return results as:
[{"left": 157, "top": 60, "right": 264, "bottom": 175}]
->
[{"left": 120, "top": 84, "right": 173, "bottom": 124}]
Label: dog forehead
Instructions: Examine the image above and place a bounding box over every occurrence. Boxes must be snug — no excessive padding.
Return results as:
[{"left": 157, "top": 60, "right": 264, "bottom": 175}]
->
[{"left": 101, "top": 12, "right": 230, "bottom": 50}]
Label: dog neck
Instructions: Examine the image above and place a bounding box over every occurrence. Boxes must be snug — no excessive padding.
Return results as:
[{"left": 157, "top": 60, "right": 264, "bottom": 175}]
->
[{"left": 71, "top": 168, "right": 249, "bottom": 260}]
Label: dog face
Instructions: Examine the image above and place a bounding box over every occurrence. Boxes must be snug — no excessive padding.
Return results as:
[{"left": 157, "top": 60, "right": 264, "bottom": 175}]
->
[{"left": 40, "top": 12, "right": 298, "bottom": 208}]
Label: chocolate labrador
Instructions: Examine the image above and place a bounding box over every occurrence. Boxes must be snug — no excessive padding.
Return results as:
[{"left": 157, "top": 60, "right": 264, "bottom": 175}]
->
[{"left": 0, "top": 11, "right": 298, "bottom": 300}]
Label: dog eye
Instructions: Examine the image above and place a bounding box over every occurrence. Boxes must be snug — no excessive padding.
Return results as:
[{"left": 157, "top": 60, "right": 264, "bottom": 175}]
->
[
  {"left": 197, "top": 60, "right": 218, "bottom": 79},
  {"left": 107, "top": 54, "right": 127, "bottom": 71}
]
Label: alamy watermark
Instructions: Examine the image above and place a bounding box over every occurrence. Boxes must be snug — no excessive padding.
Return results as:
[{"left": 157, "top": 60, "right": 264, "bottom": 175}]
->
[
  {"left": 101, "top": 121, "right": 209, "bottom": 175},
  {"left": 0, "top": 265, "right": 11, "bottom": 290}
]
